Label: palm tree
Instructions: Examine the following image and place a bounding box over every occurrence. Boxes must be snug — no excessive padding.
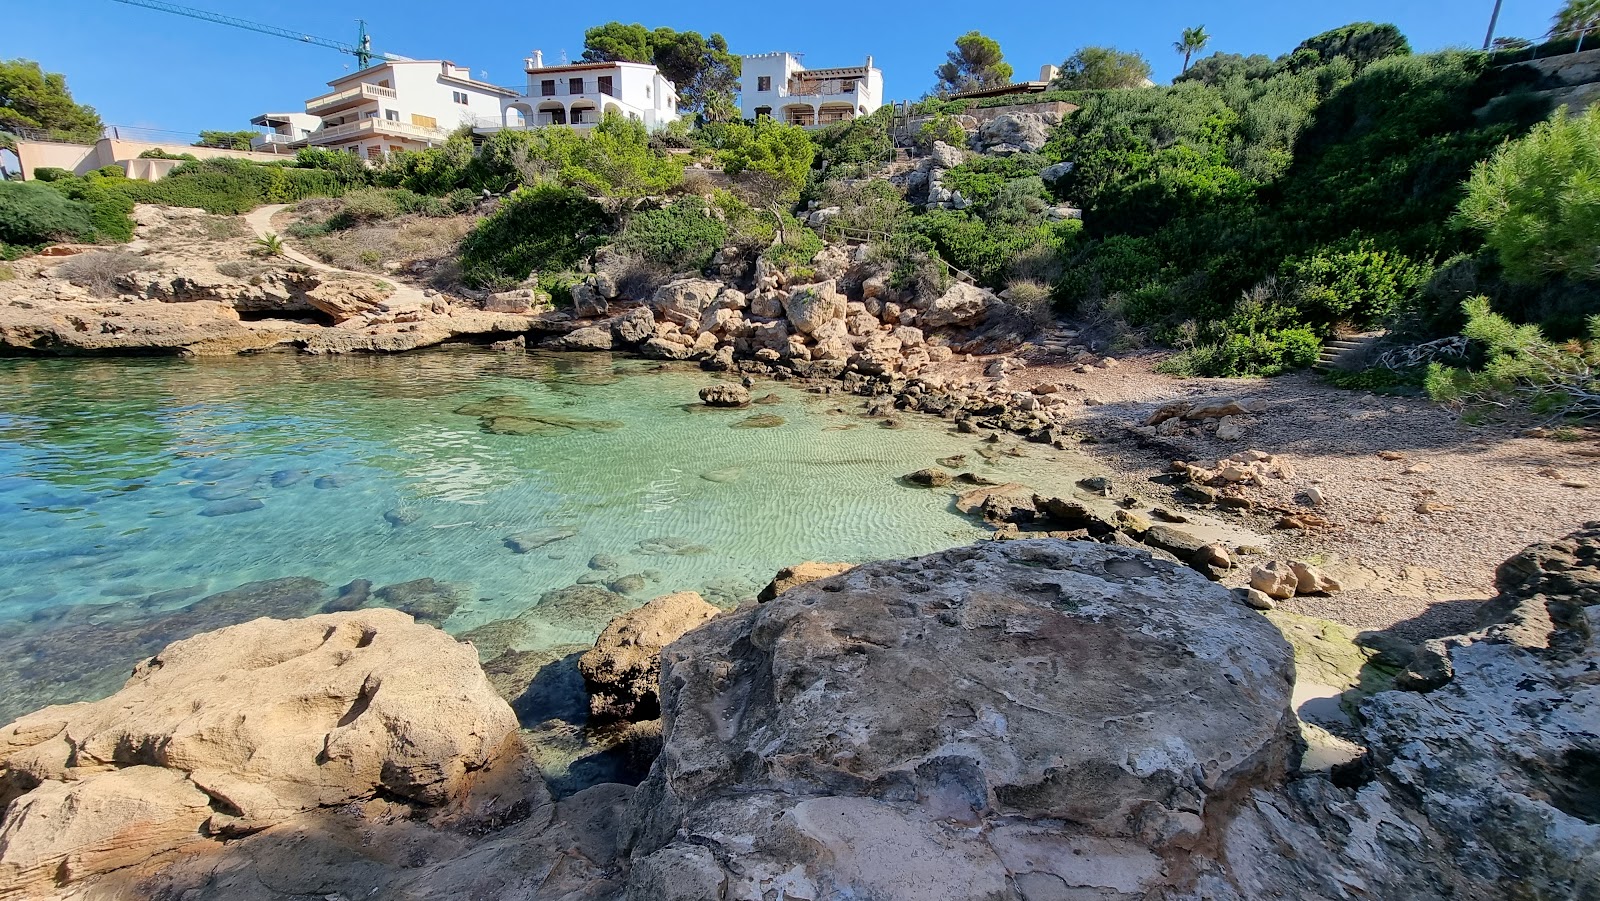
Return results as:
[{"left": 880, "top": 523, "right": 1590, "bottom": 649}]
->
[
  {"left": 1174, "top": 26, "right": 1210, "bottom": 75},
  {"left": 1554, "top": 0, "right": 1600, "bottom": 41}
]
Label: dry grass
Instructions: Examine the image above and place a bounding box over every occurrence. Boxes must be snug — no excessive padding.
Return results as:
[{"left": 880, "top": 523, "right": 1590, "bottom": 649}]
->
[
  {"left": 1005, "top": 278, "right": 1056, "bottom": 327},
  {"left": 54, "top": 251, "right": 150, "bottom": 298},
  {"left": 296, "top": 214, "right": 474, "bottom": 274},
  {"left": 0, "top": 263, "right": 14, "bottom": 283}
]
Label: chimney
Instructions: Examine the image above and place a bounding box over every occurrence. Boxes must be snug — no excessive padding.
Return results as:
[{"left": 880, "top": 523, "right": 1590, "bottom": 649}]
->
[
  {"left": 1040, "top": 64, "right": 1059, "bottom": 83},
  {"left": 527, "top": 50, "right": 544, "bottom": 71},
  {"left": 865, "top": 55, "right": 874, "bottom": 70}
]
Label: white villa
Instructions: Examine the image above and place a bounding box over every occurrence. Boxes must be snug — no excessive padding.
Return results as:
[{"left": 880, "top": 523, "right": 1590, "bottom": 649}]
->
[
  {"left": 487, "top": 51, "right": 682, "bottom": 132},
  {"left": 739, "top": 52, "right": 883, "bottom": 126},
  {"left": 251, "top": 59, "right": 515, "bottom": 160}
]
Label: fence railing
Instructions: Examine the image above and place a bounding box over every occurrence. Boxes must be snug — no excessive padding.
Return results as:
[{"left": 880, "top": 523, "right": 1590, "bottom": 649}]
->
[
  {"left": 813, "top": 221, "right": 980, "bottom": 288},
  {"left": 1488, "top": 26, "right": 1600, "bottom": 66}
]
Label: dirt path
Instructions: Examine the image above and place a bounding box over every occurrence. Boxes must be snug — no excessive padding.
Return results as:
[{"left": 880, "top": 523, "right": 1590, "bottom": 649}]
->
[{"left": 245, "top": 204, "right": 432, "bottom": 314}]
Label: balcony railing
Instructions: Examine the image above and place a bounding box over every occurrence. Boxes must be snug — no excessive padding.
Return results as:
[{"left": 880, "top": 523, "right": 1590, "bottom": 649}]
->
[
  {"left": 526, "top": 78, "right": 619, "bottom": 99},
  {"left": 250, "top": 132, "right": 302, "bottom": 150},
  {"left": 306, "top": 117, "right": 447, "bottom": 145},
  {"left": 788, "top": 78, "right": 867, "bottom": 99},
  {"left": 305, "top": 82, "right": 398, "bottom": 114}
]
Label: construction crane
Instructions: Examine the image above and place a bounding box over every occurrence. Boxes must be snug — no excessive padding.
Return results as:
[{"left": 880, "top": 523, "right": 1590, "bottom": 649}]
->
[{"left": 109, "top": 0, "right": 387, "bottom": 69}]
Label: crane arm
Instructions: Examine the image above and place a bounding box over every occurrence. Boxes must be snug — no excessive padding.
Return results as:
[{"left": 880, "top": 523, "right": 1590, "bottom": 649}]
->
[{"left": 110, "top": 0, "right": 375, "bottom": 67}]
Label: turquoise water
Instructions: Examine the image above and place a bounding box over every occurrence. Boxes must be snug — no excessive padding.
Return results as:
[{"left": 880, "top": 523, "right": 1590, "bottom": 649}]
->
[{"left": 0, "top": 348, "right": 1093, "bottom": 724}]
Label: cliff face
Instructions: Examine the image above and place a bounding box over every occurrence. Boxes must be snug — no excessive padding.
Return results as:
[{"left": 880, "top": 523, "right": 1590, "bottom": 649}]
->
[{"left": 1, "top": 533, "right": 1597, "bottom": 899}]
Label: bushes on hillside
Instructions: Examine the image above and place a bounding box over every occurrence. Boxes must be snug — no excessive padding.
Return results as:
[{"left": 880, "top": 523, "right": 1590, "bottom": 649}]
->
[
  {"left": 1425, "top": 297, "right": 1600, "bottom": 420},
  {"left": 457, "top": 184, "right": 611, "bottom": 289},
  {"left": 0, "top": 180, "right": 95, "bottom": 252},
  {"left": 717, "top": 119, "right": 814, "bottom": 201},
  {"left": 616, "top": 198, "right": 729, "bottom": 271}
]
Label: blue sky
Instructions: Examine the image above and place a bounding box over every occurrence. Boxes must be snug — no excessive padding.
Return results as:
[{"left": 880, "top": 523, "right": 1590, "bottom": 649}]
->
[{"left": 2, "top": 1, "right": 1568, "bottom": 139}]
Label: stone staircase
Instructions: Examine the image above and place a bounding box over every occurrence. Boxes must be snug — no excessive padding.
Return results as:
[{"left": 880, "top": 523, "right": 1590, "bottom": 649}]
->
[{"left": 1314, "top": 334, "right": 1381, "bottom": 373}]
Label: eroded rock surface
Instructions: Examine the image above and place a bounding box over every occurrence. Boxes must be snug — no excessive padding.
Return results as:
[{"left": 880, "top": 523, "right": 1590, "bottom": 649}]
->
[
  {"left": 626, "top": 540, "right": 1298, "bottom": 899},
  {"left": 579, "top": 591, "right": 721, "bottom": 722},
  {"left": 0, "top": 609, "right": 520, "bottom": 898}
]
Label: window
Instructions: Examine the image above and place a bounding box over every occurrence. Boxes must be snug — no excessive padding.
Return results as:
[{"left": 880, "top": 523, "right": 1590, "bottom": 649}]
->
[
  {"left": 569, "top": 77, "right": 584, "bottom": 95},
  {"left": 384, "top": 109, "right": 399, "bottom": 121},
  {"left": 363, "top": 110, "right": 377, "bottom": 118},
  {"left": 346, "top": 146, "right": 360, "bottom": 155},
  {"left": 841, "top": 80, "right": 855, "bottom": 92},
  {"left": 541, "top": 79, "right": 556, "bottom": 97},
  {"left": 754, "top": 106, "right": 772, "bottom": 119},
  {"left": 367, "top": 145, "right": 382, "bottom": 160},
  {"left": 757, "top": 75, "right": 771, "bottom": 92},
  {"left": 411, "top": 113, "right": 438, "bottom": 129},
  {"left": 453, "top": 91, "right": 469, "bottom": 105},
  {"left": 645, "top": 85, "right": 651, "bottom": 98},
  {"left": 598, "top": 75, "right": 614, "bottom": 96}
]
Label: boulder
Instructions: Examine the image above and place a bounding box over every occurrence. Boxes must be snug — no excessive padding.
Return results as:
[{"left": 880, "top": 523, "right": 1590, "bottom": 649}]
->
[
  {"left": 975, "top": 112, "right": 1055, "bottom": 154},
  {"left": 757, "top": 561, "right": 856, "bottom": 603},
  {"left": 1040, "top": 160, "right": 1075, "bottom": 186},
  {"left": 698, "top": 383, "right": 751, "bottom": 407},
  {"left": 579, "top": 592, "right": 721, "bottom": 722},
  {"left": 626, "top": 540, "right": 1296, "bottom": 899},
  {"left": 570, "top": 282, "right": 607, "bottom": 318},
  {"left": 784, "top": 280, "right": 847, "bottom": 335},
  {"left": 1251, "top": 561, "right": 1300, "bottom": 600},
  {"left": 903, "top": 468, "right": 952, "bottom": 488},
  {"left": 749, "top": 290, "right": 786, "bottom": 320},
  {"left": 650, "top": 278, "right": 723, "bottom": 325},
  {"left": 916, "top": 282, "right": 994, "bottom": 328},
  {"left": 1289, "top": 561, "right": 1342, "bottom": 595},
  {"left": 484, "top": 288, "right": 537, "bottom": 314},
  {"left": 929, "top": 140, "right": 965, "bottom": 169},
  {"left": 549, "top": 326, "right": 614, "bottom": 351},
  {"left": 0, "top": 609, "right": 519, "bottom": 898},
  {"left": 612, "top": 306, "right": 656, "bottom": 344},
  {"left": 304, "top": 278, "right": 392, "bottom": 323}
]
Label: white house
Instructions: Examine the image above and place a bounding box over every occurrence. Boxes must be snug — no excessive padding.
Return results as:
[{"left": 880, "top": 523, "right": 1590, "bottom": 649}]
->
[
  {"left": 253, "top": 59, "right": 516, "bottom": 160},
  {"left": 487, "top": 51, "right": 682, "bottom": 133},
  {"left": 739, "top": 52, "right": 883, "bottom": 126}
]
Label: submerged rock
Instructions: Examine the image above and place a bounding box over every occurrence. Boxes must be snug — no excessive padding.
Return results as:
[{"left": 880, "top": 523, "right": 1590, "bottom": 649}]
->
[
  {"left": 634, "top": 536, "right": 711, "bottom": 557},
  {"left": 505, "top": 528, "right": 579, "bottom": 554},
  {"left": 627, "top": 540, "right": 1296, "bottom": 898},
  {"left": 731, "top": 413, "right": 784, "bottom": 429},
  {"left": 373, "top": 578, "right": 462, "bottom": 626},
  {"left": 197, "top": 497, "right": 263, "bottom": 517}
]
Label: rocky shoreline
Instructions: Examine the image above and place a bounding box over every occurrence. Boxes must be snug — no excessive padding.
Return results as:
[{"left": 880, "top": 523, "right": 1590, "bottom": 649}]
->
[{"left": 0, "top": 529, "right": 1595, "bottom": 899}]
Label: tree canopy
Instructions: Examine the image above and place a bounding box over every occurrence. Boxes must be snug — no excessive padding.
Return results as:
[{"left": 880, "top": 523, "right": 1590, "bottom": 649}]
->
[
  {"left": 197, "top": 130, "right": 259, "bottom": 151},
  {"left": 1175, "top": 26, "right": 1211, "bottom": 75},
  {"left": 1050, "top": 47, "right": 1153, "bottom": 90},
  {"left": 581, "top": 23, "right": 741, "bottom": 119},
  {"left": 1554, "top": 0, "right": 1600, "bottom": 37},
  {"left": 1286, "top": 22, "right": 1410, "bottom": 73},
  {"left": 716, "top": 119, "right": 815, "bottom": 201},
  {"left": 0, "top": 59, "right": 103, "bottom": 146},
  {"left": 933, "top": 31, "right": 1013, "bottom": 97}
]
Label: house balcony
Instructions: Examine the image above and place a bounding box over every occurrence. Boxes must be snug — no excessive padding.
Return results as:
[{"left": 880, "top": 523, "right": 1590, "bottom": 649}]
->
[
  {"left": 250, "top": 132, "right": 305, "bottom": 151},
  {"left": 305, "top": 82, "right": 398, "bottom": 116},
  {"left": 305, "top": 117, "right": 447, "bottom": 147}
]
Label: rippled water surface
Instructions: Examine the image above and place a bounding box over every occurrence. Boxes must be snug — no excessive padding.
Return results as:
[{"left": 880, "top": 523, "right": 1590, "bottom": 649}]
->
[{"left": 0, "top": 349, "right": 1093, "bottom": 723}]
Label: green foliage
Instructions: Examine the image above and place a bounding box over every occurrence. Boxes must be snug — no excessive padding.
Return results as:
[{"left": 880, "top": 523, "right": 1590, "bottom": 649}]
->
[
  {"left": 934, "top": 31, "right": 1013, "bottom": 96},
  {"left": 582, "top": 23, "right": 740, "bottom": 117},
  {"left": 375, "top": 134, "right": 475, "bottom": 196},
  {"left": 1554, "top": 0, "right": 1600, "bottom": 37},
  {"left": 810, "top": 179, "right": 910, "bottom": 235},
  {"left": 717, "top": 119, "right": 815, "bottom": 200},
  {"left": 110, "top": 158, "right": 345, "bottom": 214},
  {"left": 616, "top": 198, "right": 729, "bottom": 270},
  {"left": 1425, "top": 296, "right": 1600, "bottom": 420},
  {"left": 916, "top": 114, "right": 967, "bottom": 151},
  {"left": 196, "top": 130, "right": 259, "bottom": 150},
  {"left": 761, "top": 224, "right": 823, "bottom": 277},
  {"left": 941, "top": 153, "right": 1048, "bottom": 208},
  {"left": 564, "top": 112, "right": 685, "bottom": 197},
  {"left": 1287, "top": 23, "right": 1410, "bottom": 74},
  {"left": 137, "top": 149, "right": 198, "bottom": 161},
  {"left": 1161, "top": 326, "right": 1321, "bottom": 377},
  {"left": 1050, "top": 47, "right": 1153, "bottom": 90},
  {"left": 0, "top": 59, "right": 103, "bottom": 143},
  {"left": 31, "top": 167, "right": 74, "bottom": 182},
  {"left": 810, "top": 108, "right": 895, "bottom": 179},
  {"left": 1458, "top": 104, "right": 1600, "bottom": 285},
  {"left": 1280, "top": 242, "right": 1432, "bottom": 332},
  {"left": 294, "top": 147, "right": 373, "bottom": 185},
  {"left": 910, "top": 212, "right": 1072, "bottom": 288},
  {"left": 1323, "top": 365, "right": 1425, "bottom": 393},
  {"left": 253, "top": 232, "right": 284, "bottom": 256},
  {"left": 1175, "top": 26, "right": 1212, "bottom": 75},
  {"left": 457, "top": 184, "right": 611, "bottom": 289},
  {"left": 0, "top": 180, "right": 94, "bottom": 248}
]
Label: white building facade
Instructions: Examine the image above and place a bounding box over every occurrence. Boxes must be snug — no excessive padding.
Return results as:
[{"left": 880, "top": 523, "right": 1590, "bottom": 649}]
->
[
  {"left": 488, "top": 52, "right": 681, "bottom": 133},
  {"left": 247, "top": 112, "right": 321, "bottom": 152},
  {"left": 738, "top": 52, "right": 883, "bottom": 126},
  {"left": 254, "top": 60, "right": 515, "bottom": 160}
]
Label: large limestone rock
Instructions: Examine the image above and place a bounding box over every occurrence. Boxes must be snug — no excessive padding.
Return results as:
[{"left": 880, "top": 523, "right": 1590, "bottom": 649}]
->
[
  {"left": 975, "top": 112, "right": 1057, "bottom": 154},
  {"left": 783, "top": 279, "right": 847, "bottom": 335},
  {"left": 303, "top": 276, "right": 394, "bottom": 323},
  {"left": 578, "top": 592, "right": 721, "bottom": 722},
  {"left": 650, "top": 278, "right": 722, "bottom": 326},
  {"left": 626, "top": 540, "right": 1297, "bottom": 899},
  {"left": 756, "top": 561, "right": 856, "bottom": 602},
  {"left": 0, "top": 609, "right": 520, "bottom": 899},
  {"left": 916, "top": 281, "right": 995, "bottom": 328}
]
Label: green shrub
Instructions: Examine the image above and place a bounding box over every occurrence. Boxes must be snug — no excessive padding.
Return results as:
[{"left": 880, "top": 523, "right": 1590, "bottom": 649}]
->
[
  {"left": 916, "top": 114, "right": 967, "bottom": 152},
  {"left": 717, "top": 119, "right": 815, "bottom": 201},
  {"left": 31, "top": 167, "right": 75, "bottom": 182},
  {"left": 810, "top": 109, "right": 895, "bottom": 179},
  {"left": 1458, "top": 104, "right": 1600, "bottom": 286},
  {"left": 457, "top": 184, "right": 611, "bottom": 289},
  {"left": 0, "top": 180, "right": 94, "bottom": 247},
  {"left": 1162, "top": 327, "right": 1320, "bottom": 377},
  {"left": 1280, "top": 243, "right": 1431, "bottom": 332},
  {"left": 761, "top": 224, "right": 823, "bottom": 278},
  {"left": 1425, "top": 296, "right": 1600, "bottom": 420},
  {"left": 617, "top": 198, "right": 729, "bottom": 271}
]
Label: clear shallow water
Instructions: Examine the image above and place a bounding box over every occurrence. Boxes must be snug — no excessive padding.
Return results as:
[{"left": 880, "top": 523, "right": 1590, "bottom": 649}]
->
[{"left": 0, "top": 348, "right": 1094, "bottom": 723}]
